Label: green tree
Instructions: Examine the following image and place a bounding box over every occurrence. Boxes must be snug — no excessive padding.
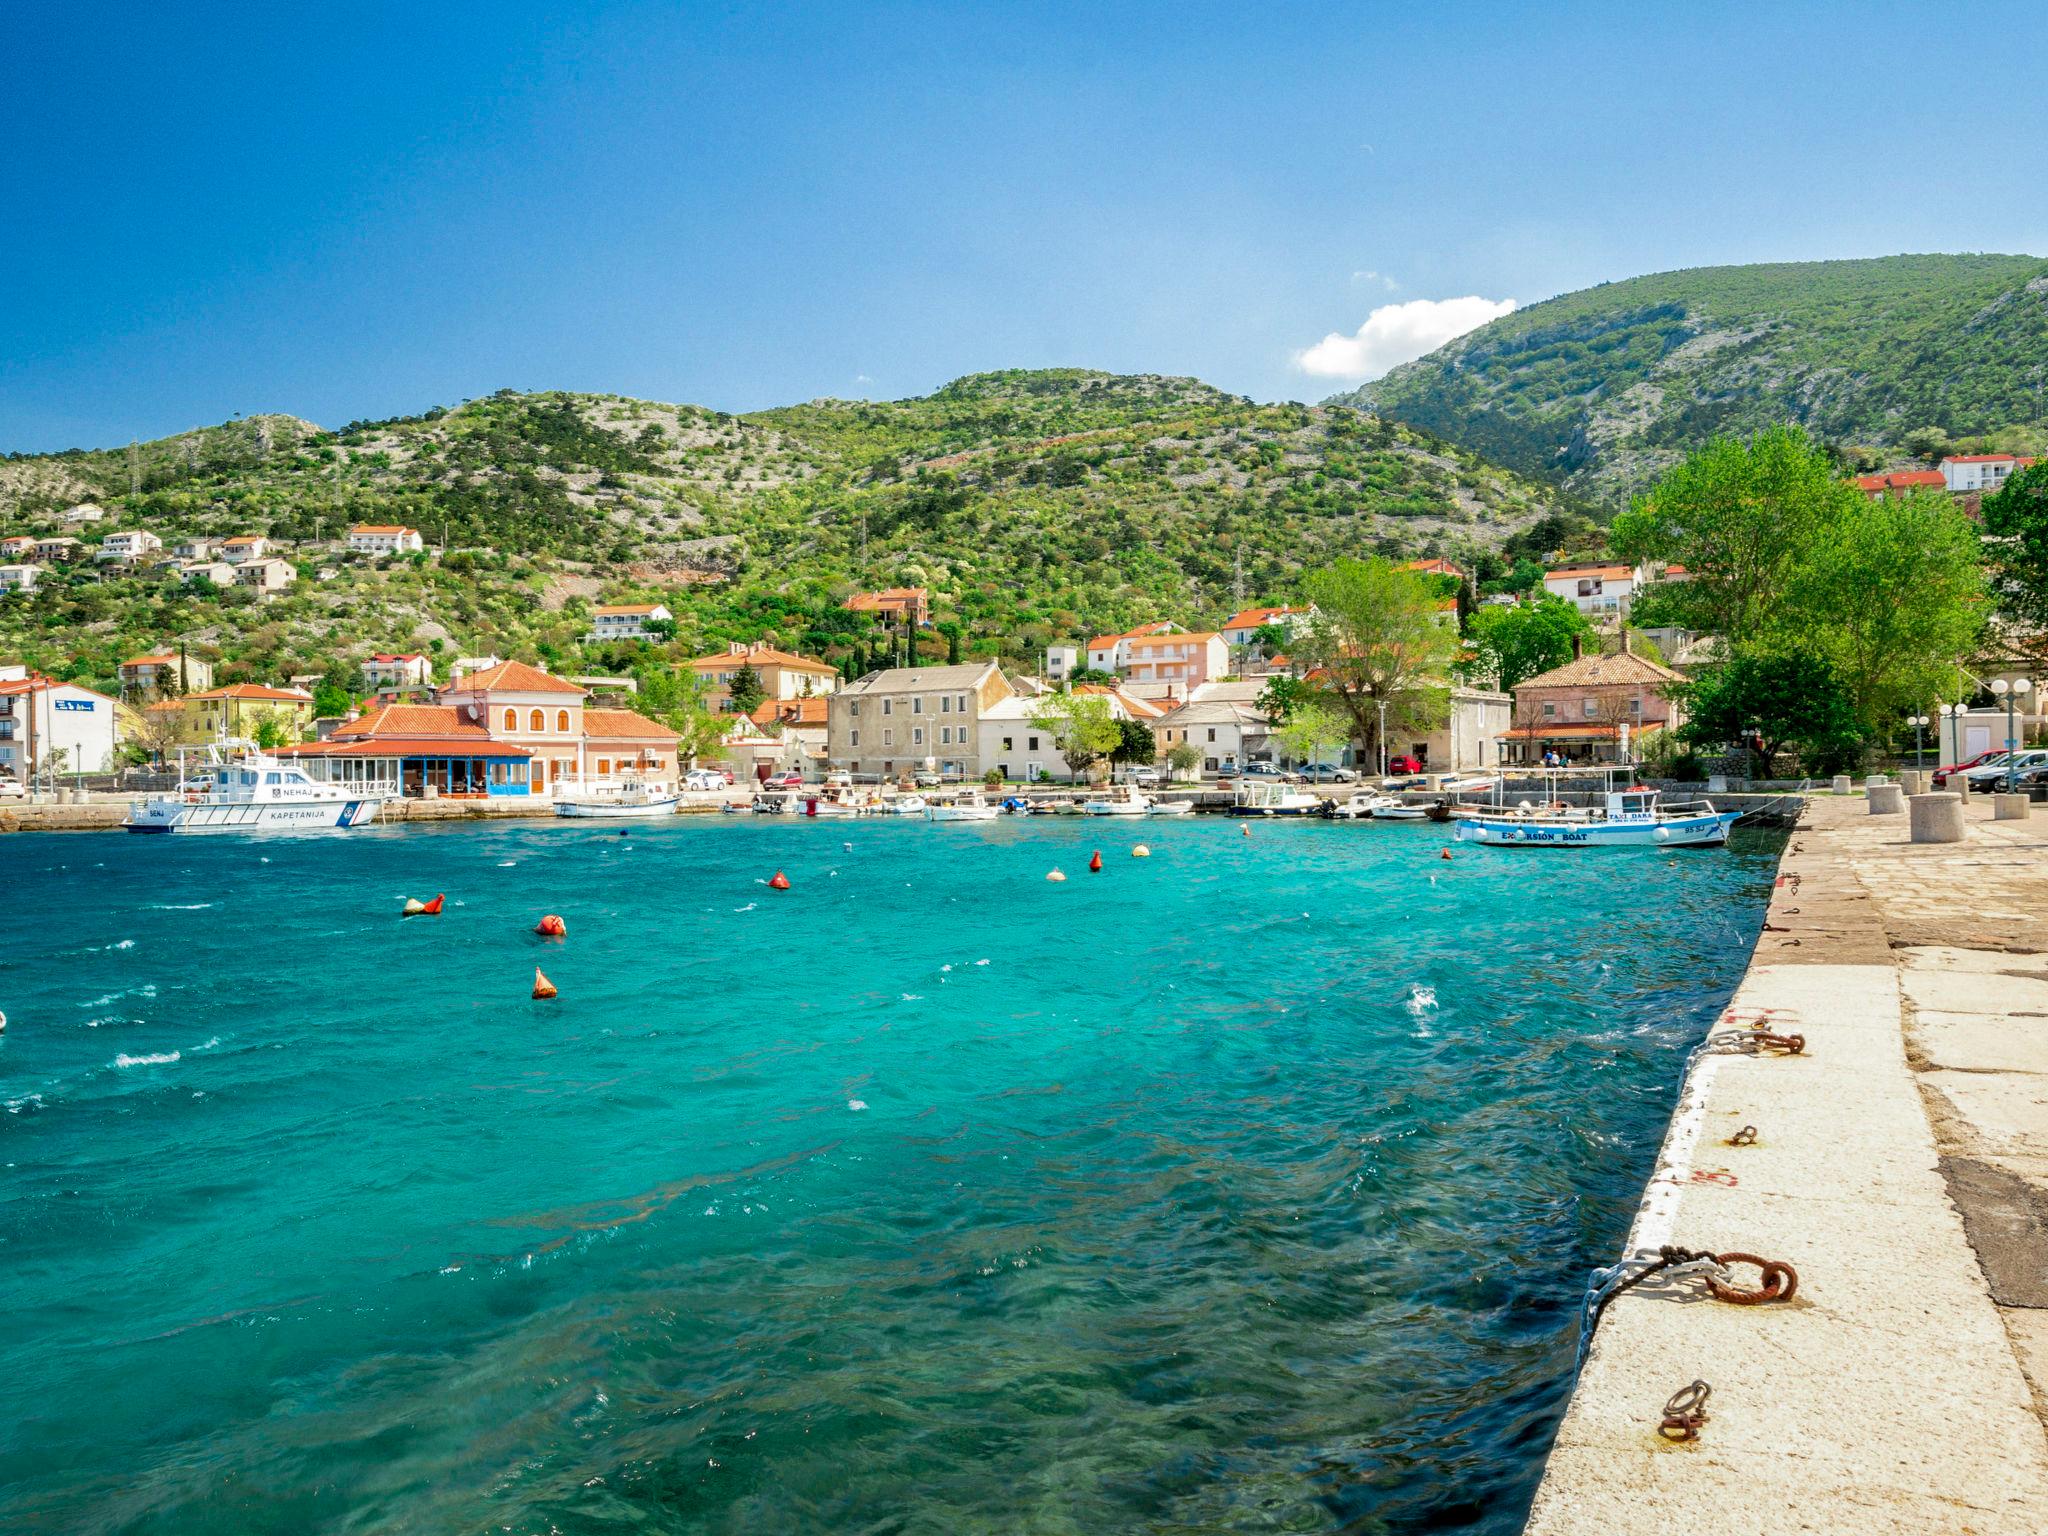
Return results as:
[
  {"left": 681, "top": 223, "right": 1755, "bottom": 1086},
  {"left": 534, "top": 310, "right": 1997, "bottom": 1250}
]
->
[
  {"left": 1027, "top": 690, "right": 1120, "bottom": 781},
  {"left": 1110, "top": 716, "right": 1156, "bottom": 768},
  {"left": 1166, "top": 740, "right": 1202, "bottom": 781},
  {"left": 1770, "top": 491, "right": 1986, "bottom": 732},
  {"left": 634, "top": 664, "right": 729, "bottom": 765},
  {"left": 1256, "top": 675, "right": 1316, "bottom": 723},
  {"left": 725, "top": 663, "right": 766, "bottom": 714},
  {"left": 1275, "top": 702, "right": 1345, "bottom": 768},
  {"left": 1295, "top": 556, "right": 1458, "bottom": 763},
  {"left": 1677, "top": 651, "right": 1866, "bottom": 775},
  {"left": 1981, "top": 461, "right": 2048, "bottom": 663},
  {"left": 1610, "top": 426, "right": 1858, "bottom": 639},
  {"left": 1466, "top": 596, "right": 1594, "bottom": 689}
]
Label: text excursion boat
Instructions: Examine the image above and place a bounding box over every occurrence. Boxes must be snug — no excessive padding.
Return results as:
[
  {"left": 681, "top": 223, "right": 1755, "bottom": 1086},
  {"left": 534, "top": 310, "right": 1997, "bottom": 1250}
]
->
[
  {"left": 553, "top": 776, "right": 680, "bottom": 819},
  {"left": 1452, "top": 785, "right": 1740, "bottom": 849},
  {"left": 124, "top": 743, "right": 383, "bottom": 833}
]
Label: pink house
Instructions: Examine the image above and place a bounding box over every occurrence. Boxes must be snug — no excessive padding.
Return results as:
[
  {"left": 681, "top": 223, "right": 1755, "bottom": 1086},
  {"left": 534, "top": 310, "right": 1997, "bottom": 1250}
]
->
[
  {"left": 1119, "top": 630, "right": 1227, "bottom": 690},
  {"left": 1502, "top": 644, "right": 1683, "bottom": 765}
]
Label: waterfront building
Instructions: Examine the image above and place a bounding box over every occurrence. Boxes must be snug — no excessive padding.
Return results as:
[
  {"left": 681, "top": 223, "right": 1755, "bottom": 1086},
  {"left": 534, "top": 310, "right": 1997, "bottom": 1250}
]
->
[
  {"left": 1152, "top": 696, "right": 1269, "bottom": 777},
  {"left": 220, "top": 535, "right": 270, "bottom": 563},
  {"left": 0, "top": 666, "right": 120, "bottom": 781},
  {"left": 346, "top": 524, "right": 425, "bottom": 555},
  {"left": 165, "top": 683, "right": 318, "bottom": 742},
  {"left": 360, "top": 653, "right": 432, "bottom": 689},
  {"left": 828, "top": 660, "right": 1012, "bottom": 780},
  {"left": 1413, "top": 687, "right": 1513, "bottom": 773},
  {"left": 119, "top": 653, "right": 215, "bottom": 695},
  {"left": 0, "top": 564, "right": 38, "bottom": 594},
  {"left": 845, "top": 586, "right": 931, "bottom": 627},
  {"left": 588, "top": 602, "right": 673, "bottom": 642},
  {"left": 749, "top": 696, "right": 830, "bottom": 769},
  {"left": 437, "top": 659, "right": 683, "bottom": 788},
  {"left": 1543, "top": 561, "right": 1644, "bottom": 620},
  {"left": 687, "top": 641, "right": 839, "bottom": 712},
  {"left": 976, "top": 684, "right": 1164, "bottom": 783},
  {"left": 279, "top": 702, "right": 536, "bottom": 799},
  {"left": 1501, "top": 640, "right": 1682, "bottom": 765}
]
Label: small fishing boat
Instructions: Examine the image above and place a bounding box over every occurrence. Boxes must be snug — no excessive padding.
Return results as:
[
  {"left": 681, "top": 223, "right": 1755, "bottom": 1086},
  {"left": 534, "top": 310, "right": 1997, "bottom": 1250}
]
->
[
  {"left": 927, "top": 788, "right": 1002, "bottom": 822},
  {"left": 124, "top": 742, "right": 383, "bottom": 833},
  {"left": 1081, "top": 784, "right": 1151, "bottom": 816},
  {"left": 881, "top": 794, "right": 930, "bottom": 816},
  {"left": 750, "top": 790, "right": 799, "bottom": 815},
  {"left": 1231, "top": 780, "right": 1323, "bottom": 817},
  {"left": 554, "top": 776, "right": 680, "bottom": 819},
  {"left": 1453, "top": 785, "right": 1740, "bottom": 848},
  {"left": 1370, "top": 801, "right": 1429, "bottom": 821},
  {"left": 1320, "top": 792, "right": 1400, "bottom": 820},
  {"left": 1147, "top": 797, "right": 1193, "bottom": 816}
]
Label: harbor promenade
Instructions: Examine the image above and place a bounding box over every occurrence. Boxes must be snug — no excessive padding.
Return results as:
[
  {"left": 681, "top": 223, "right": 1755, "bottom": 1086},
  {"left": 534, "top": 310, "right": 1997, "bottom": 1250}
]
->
[{"left": 1527, "top": 792, "right": 2048, "bottom": 1533}]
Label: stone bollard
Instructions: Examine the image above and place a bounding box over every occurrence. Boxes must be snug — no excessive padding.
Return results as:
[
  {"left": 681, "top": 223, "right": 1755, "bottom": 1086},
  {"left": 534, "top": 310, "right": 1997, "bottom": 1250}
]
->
[
  {"left": 1952, "top": 774, "right": 1970, "bottom": 802},
  {"left": 1832, "top": 774, "right": 1852, "bottom": 794},
  {"left": 1899, "top": 770, "right": 1927, "bottom": 795},
  {"left": 1909, "top": 792, "right": 1966, "bottom": 843},
  {"left": 1865, "top": 774, "right": 1889, "bottom": 789},
  {"left": 1868, "top": 784, "right": 1905, "bottom": 815},
  {"left": 1995, "top": 792, "right": 2031, "bottom": 821}
]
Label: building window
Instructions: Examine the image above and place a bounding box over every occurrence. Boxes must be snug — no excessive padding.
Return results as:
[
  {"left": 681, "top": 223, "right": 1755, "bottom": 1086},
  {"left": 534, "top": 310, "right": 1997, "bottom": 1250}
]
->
[
  {"left": 1583, "top": 699, "right": 1599, "bottom": 719},
  {"left": 850, "top": 730, "right": 859, "bottom": 747},
  {"left": 957, "top": 694, "right": 968, "bottom": 713},
  {"left": 883, "top": 729, "right": 893, "bottom": 746},
  {"left": 1028, "top": 735, "right": 1039, "bottom": 750},
  {"left": 1542, "top": 701, "right": 1557, "bottom": 718},
  {"left": 557, "top": 710, "right": 570, "bottom": 732},
  {"left": 1629, "top": 697, "right": 1642, "bottom": 716},
  {"left": 882, "top": 699, "right": 892, "bottom": 715},
  {"left": 940, "top": 696, "right": 951, "bottom": 713},
  {"left": 530, "top": 708, "right": 545, "bottom": 732},
  {"left": 503, "top": 708, "right": 517, "bottom": 732},
  {"left": 849, "top": 701, "right": 859, "bottom": 718},
  {"left": 912, "top": 698, "right": 922, "bottom": 714},
  {"left": 913, "top": 727, "right": 924, "bottom": 745},
  {"left": 1002, "top": 736, "right": 1013, "bottom": 751}
]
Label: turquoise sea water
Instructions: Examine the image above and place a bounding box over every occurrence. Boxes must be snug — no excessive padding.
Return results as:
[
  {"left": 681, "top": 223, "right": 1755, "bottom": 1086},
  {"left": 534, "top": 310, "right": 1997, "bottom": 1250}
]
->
[{"left": 0, "top": 817, "right": 1781, "bottom": 1534}]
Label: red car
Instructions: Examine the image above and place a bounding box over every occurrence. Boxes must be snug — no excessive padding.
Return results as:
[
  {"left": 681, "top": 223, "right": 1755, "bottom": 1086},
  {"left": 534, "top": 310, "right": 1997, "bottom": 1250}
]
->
[
  {"left": 1386, "top": 754, "right": 1425, "bottom": 775},
  {"left": 1932, "top": 750, "right": 2006, "bottom": 788},
  {"left": 768, "top": 769, "right": 805, "bottom": 788}
]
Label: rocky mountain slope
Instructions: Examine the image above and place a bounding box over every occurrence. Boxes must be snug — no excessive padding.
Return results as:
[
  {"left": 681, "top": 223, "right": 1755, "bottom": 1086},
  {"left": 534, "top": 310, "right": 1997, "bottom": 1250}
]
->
[
  {"left": 1327, "top": 254, "right": 2048, "bottom": 504},
  {"left": 1, "top": 372, "right": 1579, "bottom": 692}
]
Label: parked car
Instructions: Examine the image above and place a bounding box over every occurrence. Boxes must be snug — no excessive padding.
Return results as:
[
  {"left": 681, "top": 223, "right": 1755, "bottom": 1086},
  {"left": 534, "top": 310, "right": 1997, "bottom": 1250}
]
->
[
  {"left": 682, "top": 768, "right": 728, "bottom": 792},
  {"left": 2016, "top": 762, "right": 2048, "bottom": 800},
  {"left": 0, "top": 777, "right": 22, "bottom": 799},
  {"left": 1385, "top": 754, "right": 1425, "bottom": 775},
  {"left": 913, "top": 770, "right": 944, "bottom": 788},
  {"left": 1300, "top": 764, "right": 1358, "bottom": 782},
  {"left": 1961, "top": 750, "right": 2048, "bottom": 789},
  {"left": 767, "top": 769, "right": 805, "bottom": 788},
  {"left": 1932, "top": 750, "right": 2010, "bottom": 787},
  {"left": 1242, "top": 762, "right": 1303, "bottom": 782},
  {"left": 1125, "top": 765, "right": 1162, "bottom": 787}
]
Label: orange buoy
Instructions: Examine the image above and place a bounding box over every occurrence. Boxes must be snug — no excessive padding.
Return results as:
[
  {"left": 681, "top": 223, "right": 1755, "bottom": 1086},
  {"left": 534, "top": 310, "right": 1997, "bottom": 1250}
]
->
[
  {"left": 535, "top": 914, "right": 567, "bottom": 937},
  {"left": 1439, "top": 848, "right": 1453, "bottom": 861},
  {"left": 1241, "top": 824, "right": 1251, "bottom": 837},
  {"left": 768, "top": 870, "right": 792, "bottom": 891},
  {"left": 402, "top": 893, "right": 445, "bottom": 917},
  {"left": 1089, "top": 850, "right": 1103, "bottom": 873},
  {"left": 532, "top": 967, "right": 558, "bottom": 1000},
  {"left": 422, "top": 893, "right": 445, "bottom": 915}
]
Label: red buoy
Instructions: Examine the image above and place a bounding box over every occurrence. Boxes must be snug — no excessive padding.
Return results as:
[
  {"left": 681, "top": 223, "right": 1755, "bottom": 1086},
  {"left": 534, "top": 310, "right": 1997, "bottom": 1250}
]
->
[
  {"left": 535, "top": 914, "right": 567, "bottom": 937},
  {"left": 1439, "top": 848, "right": 1453, "bottom": 861},
  {"left": 532, "top": 967, "right": 558, "bottom": 1000},
  {"left": 768, "top": 870, "right": 792, "bottom": 891},
  {"left": 1088, "top": 850, "right": 1103, "bottom": 873},
  {"left": 423, "top": 893, "right": 445, "bottom": 915}
]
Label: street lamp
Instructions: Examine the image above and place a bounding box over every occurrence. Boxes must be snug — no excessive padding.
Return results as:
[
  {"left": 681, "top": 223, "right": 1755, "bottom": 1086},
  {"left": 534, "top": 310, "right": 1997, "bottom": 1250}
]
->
[
  {"left": 1908, "top": 714, "right": 1929, "bottom": 771},
  {"left": 1938, "top": 702, "right": 1963, "bottom": 774},
  {"left": 1376, "top": 697, "right": 1388, "bottom": 779},
  {"left": 1989, "top": 679, "right": 2033, "bottom": 792}
]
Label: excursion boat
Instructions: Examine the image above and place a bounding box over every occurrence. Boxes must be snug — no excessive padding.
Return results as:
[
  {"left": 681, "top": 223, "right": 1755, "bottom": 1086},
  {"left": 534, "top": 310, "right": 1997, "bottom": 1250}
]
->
[
  {"left": 927, "top": 788, "right": 1002, "bottom": 822},
  {"left": 1230, "top": 780, "right": 1323, "bottom": 817},
  {"left": 124, "top": 743, "right": 383, "bottom": 833},
  {"left": 1081, "top": 784, "right": 1151, "bottom": 816},
  {"left": 1452, "top": 785, "right": 1740, "bottom": 848},
  {"left": 553, "top": 776, "right": 680, "bottom": 819}
]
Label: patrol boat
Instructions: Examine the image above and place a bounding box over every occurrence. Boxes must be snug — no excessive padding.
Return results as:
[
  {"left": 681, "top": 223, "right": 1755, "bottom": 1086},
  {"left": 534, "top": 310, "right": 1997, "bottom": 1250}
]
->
[{"left": 124, "top": 742, "right": 383, "bottom": 833}]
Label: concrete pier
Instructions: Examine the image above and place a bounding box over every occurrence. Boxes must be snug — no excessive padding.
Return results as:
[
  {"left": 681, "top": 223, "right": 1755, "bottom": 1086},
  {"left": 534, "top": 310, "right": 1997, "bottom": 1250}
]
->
[{"left": 1526, "top": 794, "right": 2048, "bottom": 1534}]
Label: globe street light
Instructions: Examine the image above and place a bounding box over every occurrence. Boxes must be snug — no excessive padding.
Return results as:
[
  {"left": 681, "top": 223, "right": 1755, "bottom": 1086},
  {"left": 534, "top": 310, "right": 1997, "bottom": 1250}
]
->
[
  {"left": 1938, "top": 702, "right": 1962, "bottom": 778},
  {"left": 1989, "top": 679, "right": 2033, "bottom": 792},
  {"left": 1909, "top": 714, "right": 1929, "bottom": 771}
]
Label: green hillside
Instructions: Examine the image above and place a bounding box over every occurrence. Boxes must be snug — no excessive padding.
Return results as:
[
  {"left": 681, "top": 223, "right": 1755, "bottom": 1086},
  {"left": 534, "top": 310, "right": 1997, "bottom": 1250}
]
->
[
  {"left": 1327, "top": 254, "right": 2048, "bottom": 504},
  {"left": 0, "top": 372, "right": 1578, "bottom": 693}
]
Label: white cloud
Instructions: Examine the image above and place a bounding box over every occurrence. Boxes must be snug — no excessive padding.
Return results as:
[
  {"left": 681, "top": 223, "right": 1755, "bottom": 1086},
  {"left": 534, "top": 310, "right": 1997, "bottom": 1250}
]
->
[
  {"left": 1294, "top": 295, "right": 1518, "bottom": 380},
  {"left": 1351, "top": 269, "right": 1399, "bottom": 292}
]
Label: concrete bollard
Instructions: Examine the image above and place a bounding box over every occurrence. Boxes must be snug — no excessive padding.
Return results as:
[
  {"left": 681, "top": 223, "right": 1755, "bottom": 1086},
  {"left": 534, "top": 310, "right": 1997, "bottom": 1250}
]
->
[
  {"left": 1865, "top": 774, "right": 1888, "bottom": 789},
  {"left": 1952, "top": 773, "right": 1970, "bottom": 801},
  {"left": 1909, "top": 793, "right": 1966, "bottom": 843},
  {"left": 1868, "top": 784, "right": 1905, "bottom": 815},
  {"left": 1832, "top": 774, "right": 1852, "bottom": 795},
  {"left": 1899, "top": 770, "right": 1927, "bottom": 795},
  {"left": 1995, "top": 792, "right": 2031, "bottom": 821}
]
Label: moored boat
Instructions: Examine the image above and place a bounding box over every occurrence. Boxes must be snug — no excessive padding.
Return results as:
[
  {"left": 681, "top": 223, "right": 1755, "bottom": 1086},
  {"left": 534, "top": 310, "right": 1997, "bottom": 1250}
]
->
[
  {"left": 124, "top": 742, "right": 383, "bottom": 833},
  {"left": 927, "top": 788, "right": 1002, "bottom": 822},
  {"left": 553, "top": 776, "right": 680, "bottom": 819},
  {"left": 1230, "top": 779, "right": 1323, "bottom": 817},
  {"left": 1081, "top": 784, "right": 1151, "bottom": 816},
  {"left": 1452, "top": 786, "right": 1739, "bottom": 848}
]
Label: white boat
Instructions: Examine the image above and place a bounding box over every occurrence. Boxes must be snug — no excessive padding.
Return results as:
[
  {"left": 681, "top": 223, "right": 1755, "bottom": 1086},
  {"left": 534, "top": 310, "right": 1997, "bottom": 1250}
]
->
[
  {"left": 881, "top": 794, "right": 930, "bottom": 816},
  {"left": 124, "top": 743, "right": 383, "bottom": 833},
  {"left": 554, "top": 776, "right": 680, "bottom": 819},
  {"left": 1320, "top": 792, "right": 1400, "bottom": 820},
  {"left": 799, "top": 788, "right": 873, "bottom": 817},
  {"left": 927, "top": 789, "right": 1002, "bottom": 822},
  {"left": 1453, "top": 786, "right": 1740, "bottom": 848},
  {"left": 1147, "top": 797, "right": 1193, "bottom": 815},
  {"left": 1231, "top": 779, "right": 1323, "bottom": 817},
  {"left": 1370, "top": 801, "right": 1429, "bottom": 821},
  {"left": 1081, "top": 785, "right": 1151, "bottom": 816}
]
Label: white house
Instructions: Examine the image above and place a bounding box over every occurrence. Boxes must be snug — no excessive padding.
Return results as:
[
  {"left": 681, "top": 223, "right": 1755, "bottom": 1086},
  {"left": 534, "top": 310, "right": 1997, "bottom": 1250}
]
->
[
  {"left": 347, "top": 524, "right": 424, "bottom": 555},
  {"left": 0, "top": 666, "right": 120, "bottom": 782},
  {"left": 233, "top": 556, "right": 297, "bottom": 593},
  {"left": 1152, "top": 697, "right": 1269, "bottom": 777},
  {"left": 34, "top": 536, "right": 82, "bottom": 563},
  {"left": 174, "top": 536, "right": 219, "bottom": 560},
  {"left": 181, "top": 559, "right": 240, "bottom": 587},
  {"left": 1941, "top": 454, "right": 2038, "bottom": 494},
  {"left": 588, "top": 602, "right": 673, "bottom": 642},
  {"left": 63, "top": 502, "right": 106, "bottom": 525},
  {"left": 220, "top": 535, "right": 270, "bottom": 564},
  {"left": 361, "top": 652, "right": 432, "bottom": 688},
  {"left": 0, "top": 535, "right": 37, "bottom": 558},
  {"left": 1043, "top": 645, "right": 1079, "bottom": 684},
  {"left": 1085, "top": 622, "right": 1181, "bottom": 673},
  {"left": 96, "top": 530, "right": 164, "bottom": 563},
  {"left": 1544, "top": 562, "right": 1643, "bottom": 619},
  {"left": 975, "top": 684, "right": 1164, "bottom": 783},
  {"left": 0, "top": 565, "right": 38, "bottom": 594}
]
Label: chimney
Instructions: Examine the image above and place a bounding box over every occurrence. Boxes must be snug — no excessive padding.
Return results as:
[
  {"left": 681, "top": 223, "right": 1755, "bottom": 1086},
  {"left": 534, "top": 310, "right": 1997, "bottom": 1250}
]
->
[
  {"left": 1621, "top": 630, "right": 1633, "bottom": 656},
  {"left": 1570, "top": 634, "right": 1583, "bottom": 660}
]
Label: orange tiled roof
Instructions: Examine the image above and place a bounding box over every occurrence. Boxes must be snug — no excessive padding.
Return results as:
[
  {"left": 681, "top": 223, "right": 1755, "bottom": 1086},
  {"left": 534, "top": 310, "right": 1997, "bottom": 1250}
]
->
[
  {"left": 1545, "top": 564, "right": 1635, "bottom": 581},
  {"left": 121, "top": 653, "right": 179, "bottom": 667},
  {"left": 1222, "top": 605, "right": 1308, "bottom": 630},
  {"left": 595, "top": 603, "right": 667, "bottom": 616},
  {"left": 750, "top": 697, "right": 830, "bottom": 727},
  {"left": 182, "top": 684, "right": 314, "bottom": 703},
  {"left": 583, "top": 707, "right": 681, "bottom": 742},
  {"left": 442, "top": 660, "right": 587, "bottom": 696},
  {"left": 1855, "top": 470, "right": 1945, "bottom": 492},
  {"left": 686, "top": 643, "right": 834, "bottom": 674},
  {"left": 330, "top": 703, "right": 480, "bottom": 740},
  {"left": 349, "top": 523, "right": 418, "bottom": 535},
  {"left": 1124, "top": 629, "right": 1216, "bottom": 649}
]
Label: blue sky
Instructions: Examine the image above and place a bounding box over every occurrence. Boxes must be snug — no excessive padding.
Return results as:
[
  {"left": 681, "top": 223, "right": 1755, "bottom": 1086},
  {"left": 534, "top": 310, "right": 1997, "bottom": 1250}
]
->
[{"left": 4, "top": 1, "right": 2044, "bottom": 451}]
